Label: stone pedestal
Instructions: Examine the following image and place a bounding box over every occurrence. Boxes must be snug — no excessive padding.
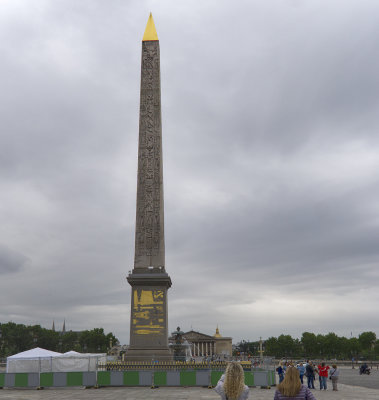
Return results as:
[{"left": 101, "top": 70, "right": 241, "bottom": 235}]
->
[{"left": 127, "top": 269, "right": 172, "bottom": 361}]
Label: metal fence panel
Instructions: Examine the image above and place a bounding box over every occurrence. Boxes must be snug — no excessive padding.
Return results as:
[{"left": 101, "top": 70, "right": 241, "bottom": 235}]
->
[
  {"left": 53, "top": 372, "right": 67, "bottom": 387},
  {"left": 195, "top": 371, "right": 209, "bottom": 386},
  {"left": 0, "top": 373, "right": 5, "bottom": 387},
  {"left": 154, "top": 371, "right": 167, "bottom": 386},
  {"left": 139, "top": 371, "right": 152, "bottom": 386},
  {"left": 27, "top": 373, "right": 39, "bottom": 387},
  {"left": 253, "top": 371, "right": 268, "bottom": 386},
  {"left": 110, "top": 371, "right": 123, "bottom": 386},
  {"left": 67, "top": 372, "right": 83, "bottom": 386},
  {"left": 123, "top": 371, "right": 139, "bottom": 386},
  {"left": 211, "top": 371, "right": 223, "bottom": 386},
  {"left": 5, "top": 373, "right": 15, "bottom": 387},
  {"left": 40, "top": 372, "right": 54, "bottom": 387},
  {"left": 97, "top": 371, "right": 111, "bottom": 386},
  {"left": 244, "top": 372, "right": 254, "bottom": 386},
  {"left": 83, "top": 372, "right": 96, "bottom": 386},
  {"left": 180, "top": 371, "right": 196, "bottom": 386},
  {"left": 166, "top": 371, "right": 180, "bottom": 386}
]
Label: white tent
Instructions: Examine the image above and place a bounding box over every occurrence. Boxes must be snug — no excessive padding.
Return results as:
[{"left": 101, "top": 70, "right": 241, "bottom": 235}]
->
[
  {"left": 6, "top": 347, "right": 62, "bottom": 373},
  {"left": 6, "top": 347, "right": 107, "bottom": 373},
  {"left": 52, "top": 352, "right": 106, "bottom": 372}
]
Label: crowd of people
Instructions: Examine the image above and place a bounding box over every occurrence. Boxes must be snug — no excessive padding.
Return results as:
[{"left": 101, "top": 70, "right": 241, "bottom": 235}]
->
[
  {"left": 277, "top": 360, "right": 340, "bottom": 392},
  {"left": 214, "top": 360, "right": 340, "bottom": 400}
]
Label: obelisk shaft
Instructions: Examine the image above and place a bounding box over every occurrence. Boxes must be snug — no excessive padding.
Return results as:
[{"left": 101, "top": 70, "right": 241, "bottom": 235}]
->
[
  {"left": 134, "top": 38, "right": 165, "bottom": 269},
  {"left": 127, "top": 14, "right": 172, "bottom": 361}
]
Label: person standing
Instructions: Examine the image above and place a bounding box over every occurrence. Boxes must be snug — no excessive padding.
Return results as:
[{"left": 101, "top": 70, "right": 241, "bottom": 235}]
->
[
  {"left": 314, "top": 365, "right": 321, "bottom": 388},
  {"left": 277, "top": 363, "right": 285, "bottom": 383},
  {"left": 274, "top": 366, "right": 316, "bottom": 400},
  {"left": 329, "top": 364, "right": 339, "bottom": 391},
  {"left": 297, "top": 363, "right": 306, "bottom": 384},
  {"left": 214, "top": 362, "right": 249, "bottom": 400},
  {"left": 317, "top": 362, "right": 330, "bottom": 390},
  {"left": 276, "top": 363, "right": 284, "bottom": 383},
  {"left": 305, "top": 361, "right": 315, "bottom": 389}
]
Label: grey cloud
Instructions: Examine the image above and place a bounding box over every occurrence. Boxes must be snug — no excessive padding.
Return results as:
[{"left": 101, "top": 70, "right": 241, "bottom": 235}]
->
[
  {"left": 1, "top": 0, "right": 379, "bottom": 343},
  {"left": 0, "top": 244, "right": 28, "bottom": 274}
]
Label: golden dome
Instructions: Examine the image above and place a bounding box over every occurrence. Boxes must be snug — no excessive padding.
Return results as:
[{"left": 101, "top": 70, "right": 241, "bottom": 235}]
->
[{"left": 214, "top": 326, "right": 222, "bottom": 338}]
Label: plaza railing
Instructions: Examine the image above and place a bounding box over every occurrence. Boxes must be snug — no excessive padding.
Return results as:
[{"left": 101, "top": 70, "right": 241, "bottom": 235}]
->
[{"left": 97, "top": 360, "right": 254, "bottom": 371}]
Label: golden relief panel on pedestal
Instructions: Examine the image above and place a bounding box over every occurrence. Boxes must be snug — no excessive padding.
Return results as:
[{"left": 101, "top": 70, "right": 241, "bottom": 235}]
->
[{"left": 132, "top": 288, "right": 164, "bottom": 335}]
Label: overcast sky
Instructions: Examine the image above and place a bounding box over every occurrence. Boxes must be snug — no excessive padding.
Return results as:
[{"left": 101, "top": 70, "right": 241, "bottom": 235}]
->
[{"left": 1, "top": 0, "right": 379, "bottom": 346}]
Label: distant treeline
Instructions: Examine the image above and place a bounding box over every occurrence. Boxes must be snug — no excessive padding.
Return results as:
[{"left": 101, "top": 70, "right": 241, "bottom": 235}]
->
[
  {"left": 236, "top": 331, "right": 378, "bottom": 360},
  {"left": 0, "top": 322, "right": 118, "bottom": 357}
]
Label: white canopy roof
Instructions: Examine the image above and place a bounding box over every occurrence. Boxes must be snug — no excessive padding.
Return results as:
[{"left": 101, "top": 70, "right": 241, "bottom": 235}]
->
[
  {"left": 62, "top": 350, "right": 81, "bottom": 356},
  {"left": 7, "top": 347, "right": 62, "bottom": 360}
]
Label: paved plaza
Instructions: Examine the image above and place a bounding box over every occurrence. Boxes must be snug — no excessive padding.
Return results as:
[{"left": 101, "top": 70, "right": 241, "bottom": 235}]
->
[
  {"left": 338, "top": 366, "right": 379, "bottom": 390},
  {"left": 1, "top": 384, "right": 379, "bottom": 400}
]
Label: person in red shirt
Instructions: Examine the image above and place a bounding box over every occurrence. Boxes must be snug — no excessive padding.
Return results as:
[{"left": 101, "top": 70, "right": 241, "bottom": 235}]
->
[{"left": 317, "top": 362, "right": 330, "bottom": 390}]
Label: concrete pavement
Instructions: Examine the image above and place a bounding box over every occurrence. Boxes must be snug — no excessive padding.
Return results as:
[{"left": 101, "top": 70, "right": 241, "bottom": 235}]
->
[
  {"left": 1, "top": 383, "right": 379, "bottom": 400},
  {"left": 337, "top": 366, "right": 379, "bottom": 390}
]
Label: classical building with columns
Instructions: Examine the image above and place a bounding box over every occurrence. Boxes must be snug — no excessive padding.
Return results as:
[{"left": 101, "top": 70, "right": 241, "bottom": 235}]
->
[{"left": 169, "top": 327, "right": 232, "bottom": 358}]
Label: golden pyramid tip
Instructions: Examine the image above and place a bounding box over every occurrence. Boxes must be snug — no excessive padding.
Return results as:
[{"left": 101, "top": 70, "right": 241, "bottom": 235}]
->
[{"left": 143, "top": 13, "right": 158, "bottom": 41}]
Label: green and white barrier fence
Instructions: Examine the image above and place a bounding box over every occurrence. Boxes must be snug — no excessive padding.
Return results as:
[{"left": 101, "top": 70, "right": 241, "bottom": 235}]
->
[{"left": 0, "top": 370, "right": 275, "bottom": 389}]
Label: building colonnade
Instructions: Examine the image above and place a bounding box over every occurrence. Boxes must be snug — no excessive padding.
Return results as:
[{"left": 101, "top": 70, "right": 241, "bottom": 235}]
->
[{"left": 191, "top": 341, "right": 215, "bottom": 357}]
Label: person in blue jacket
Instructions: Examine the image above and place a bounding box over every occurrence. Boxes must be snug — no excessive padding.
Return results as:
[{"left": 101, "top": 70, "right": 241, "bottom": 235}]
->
[
  {"left": 277, "top": 363, "right": 284, "bottom": 383},
  {"left": 297, "top": 363, "right": 306, "bottom": 383}
]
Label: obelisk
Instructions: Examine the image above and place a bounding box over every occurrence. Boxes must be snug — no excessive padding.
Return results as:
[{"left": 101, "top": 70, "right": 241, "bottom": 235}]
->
[{"left": 127, "top": 13, "right": 172, "bottom": 361}]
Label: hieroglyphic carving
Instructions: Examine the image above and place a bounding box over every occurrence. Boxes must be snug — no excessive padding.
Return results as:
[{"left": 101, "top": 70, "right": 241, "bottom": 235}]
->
[{"left": 134, "top": 40, "right": 164, "bottom": 267}]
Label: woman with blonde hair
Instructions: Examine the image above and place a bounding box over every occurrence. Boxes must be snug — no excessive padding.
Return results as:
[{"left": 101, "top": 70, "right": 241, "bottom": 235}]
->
[
  {"left": 274, "top": 366, "right": 316, "bottom": 399},
  {"left": 215, "top": 362, "right": 249, "bottom": 400}
]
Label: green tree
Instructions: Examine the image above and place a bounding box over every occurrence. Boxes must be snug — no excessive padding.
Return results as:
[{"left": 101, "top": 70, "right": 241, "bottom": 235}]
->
[
  {"left": 338, "top": 336, "right": 350, "bottom": 359},
  {"left": 79, "top": 328, "right": 117, "bottom": 353},
  {"left": 0, "top": 322, "right": 118, "bottom": 356},
  {"left": 30, "top": 325, "right": 60, "bottom": 351},
  {"left": 0, "top": 322, "right": 33, "bottom": 356},
  {"left": 359, "top": 332, "right": 376, "bottom": 351},
  {"left": 348, "top": 337, "right": 361, "bottom": 359},
  {"left": 315, "top": 334, "right": 325, "bottom": 359},
  {"left": 60, "top": 331, "right": 80, "bottom": 352},
  {"left": 301, "top": 332, "right": 317, "bottom": 358},
  {"left": 277, "top": 334, "right": 296, "bottom": 358},
  {"left": 236, "top": 340, "right": 249, "bottom": 354},
  {"left": 324, "top": 332, "right": 340, "bottom": 359},
  {"left": 293, "top": 338, "right": 303, "bottom": 358},
  {"left": 373, "top": 340, "right": 379, "bottom": 359},
  {"left": 264, "top": 337, "right": 279, "bottom": 356}
]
